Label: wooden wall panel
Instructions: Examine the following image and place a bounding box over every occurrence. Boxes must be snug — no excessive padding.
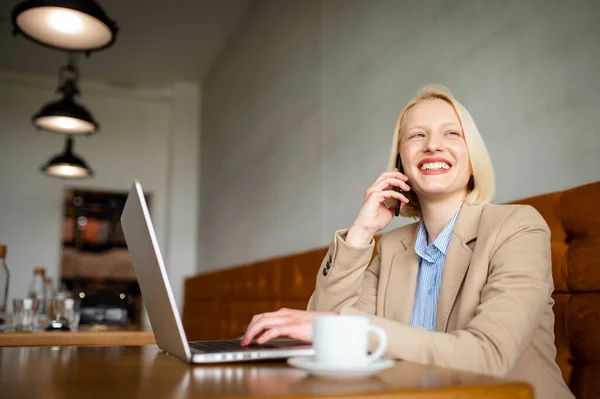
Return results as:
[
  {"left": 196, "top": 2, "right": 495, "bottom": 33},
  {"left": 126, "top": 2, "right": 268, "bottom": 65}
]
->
[
  {"left": 182, "top": 300, "right": 219, "bottom": 341},
  {"left": 183, "top": 242, "right": 374, "bottom": 340},
  {"left": 280, "top": 249, "right": 325, "bottom": 300},
  {"left": 184, "top": 273, "right": 218, "bottom": 300},
  {"left": 217, "top": 302, "right": 230, "bottom": 340},
  {"left": 219, "top": 268, "right": 237, "bottom": 300},
  {"left": 242, "top": 260, "right": 280, "bottom": 300},
  {"left": 228, "top": 300, "right": 278, "bottom": 339}
]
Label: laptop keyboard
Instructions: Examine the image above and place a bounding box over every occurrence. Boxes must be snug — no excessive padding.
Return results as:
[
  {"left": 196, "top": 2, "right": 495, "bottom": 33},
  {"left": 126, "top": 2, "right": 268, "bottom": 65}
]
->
[{"left": 188, "top": 340, "right": 303, "bottom": 353}]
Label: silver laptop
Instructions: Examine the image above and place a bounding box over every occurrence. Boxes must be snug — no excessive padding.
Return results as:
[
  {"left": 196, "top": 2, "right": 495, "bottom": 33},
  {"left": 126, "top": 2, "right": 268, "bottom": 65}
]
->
[{"left": 121, "top": 180, "right": 314, "bottom": 363}]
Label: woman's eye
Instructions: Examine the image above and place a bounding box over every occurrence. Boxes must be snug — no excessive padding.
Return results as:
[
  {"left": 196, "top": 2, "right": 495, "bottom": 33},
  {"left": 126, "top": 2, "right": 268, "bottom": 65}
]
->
[
  {"left": 446, "top": 131, "right": 460, "bottom": 136},
  {"left": 411, "top": 132, "right": 425, "bottom": 138}
]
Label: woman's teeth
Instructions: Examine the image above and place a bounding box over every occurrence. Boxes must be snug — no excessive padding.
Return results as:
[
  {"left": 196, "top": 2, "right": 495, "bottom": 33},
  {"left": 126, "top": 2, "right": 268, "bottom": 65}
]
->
[{"left": 420, "top": 162, "right": 450, "bottom": 171}]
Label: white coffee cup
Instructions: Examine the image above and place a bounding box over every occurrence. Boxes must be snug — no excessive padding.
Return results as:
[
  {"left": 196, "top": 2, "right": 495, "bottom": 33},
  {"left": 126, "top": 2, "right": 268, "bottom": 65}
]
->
[{"left": 312, "top": 315, "right": 387, "bottom": 367}]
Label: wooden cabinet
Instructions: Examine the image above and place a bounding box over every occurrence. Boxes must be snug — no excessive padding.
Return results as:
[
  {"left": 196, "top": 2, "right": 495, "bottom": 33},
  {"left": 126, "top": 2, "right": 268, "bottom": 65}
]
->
[
  {"left": 60, "top": 189, "right": 152, "bottom": 330},
  {"left": 62, "top": 189, "right": 129, "bottom": 252}
]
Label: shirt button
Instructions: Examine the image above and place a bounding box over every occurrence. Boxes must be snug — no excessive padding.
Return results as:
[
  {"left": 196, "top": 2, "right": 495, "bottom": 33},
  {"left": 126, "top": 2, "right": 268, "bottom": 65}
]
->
[{"left": 322, "top": 268, "right": 329, "bottom": 276}]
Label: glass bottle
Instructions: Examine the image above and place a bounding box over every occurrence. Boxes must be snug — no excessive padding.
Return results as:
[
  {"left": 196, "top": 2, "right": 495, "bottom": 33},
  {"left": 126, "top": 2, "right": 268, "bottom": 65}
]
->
[
  {"left": 29, "top": 267, "right": 49, "bottom": 329},
  {"left": 28, "top": 267, "right": 46, "bottom": 310},
  {"left": 0, "top": 244, "right": 9, "bottom": 331},
  {"left": 44, "top": 276, "right": 55, "bottom": 314}
]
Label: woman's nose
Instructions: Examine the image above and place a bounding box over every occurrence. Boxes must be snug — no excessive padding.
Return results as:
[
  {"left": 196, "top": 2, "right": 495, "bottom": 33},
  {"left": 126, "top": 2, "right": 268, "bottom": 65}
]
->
[{"left": 423, "top": 134, "right": 444, "bottom": 152}]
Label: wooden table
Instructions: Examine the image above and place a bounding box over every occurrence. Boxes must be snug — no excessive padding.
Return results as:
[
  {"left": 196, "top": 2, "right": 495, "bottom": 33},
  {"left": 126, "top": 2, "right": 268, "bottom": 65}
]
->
[
  {"left": 0, "top": 330, "right": 155, "bottom": 347},
  {"left": 0, "top": 345, "right": 532, "bottom": 398}
]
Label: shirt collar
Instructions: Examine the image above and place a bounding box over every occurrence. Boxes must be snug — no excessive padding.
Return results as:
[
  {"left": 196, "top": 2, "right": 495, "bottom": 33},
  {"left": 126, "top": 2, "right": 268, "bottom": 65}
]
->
[{"left": 414, "top": 207, "right": 462, "bottom": 257}]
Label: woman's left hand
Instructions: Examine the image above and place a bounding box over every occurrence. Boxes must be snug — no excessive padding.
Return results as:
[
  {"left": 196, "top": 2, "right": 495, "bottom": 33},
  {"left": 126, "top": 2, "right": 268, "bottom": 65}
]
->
[{"left": 240, "top": 308, "right": 337, "bottom": 346}]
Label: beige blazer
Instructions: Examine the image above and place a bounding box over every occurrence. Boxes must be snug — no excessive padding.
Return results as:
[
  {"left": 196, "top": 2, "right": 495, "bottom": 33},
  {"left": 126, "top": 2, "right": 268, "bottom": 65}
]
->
[{"left": 308, "top": 203, "right": 573, "bottom": 399}]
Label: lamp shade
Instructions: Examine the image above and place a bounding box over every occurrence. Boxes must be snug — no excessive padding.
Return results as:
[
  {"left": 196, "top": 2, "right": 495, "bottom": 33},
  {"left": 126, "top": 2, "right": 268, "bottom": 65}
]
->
[
  {"left": 33, "top": 58, "right": 99, "bottom": 135},
  {"left": 33, "top": 95, "right": 98, "bottom": 134},
  {"left": 41, "top": 136, "right": 93, "bottom": 179},
  {"left": 11, "top": 0, "right": 118, "bottom": 53}
]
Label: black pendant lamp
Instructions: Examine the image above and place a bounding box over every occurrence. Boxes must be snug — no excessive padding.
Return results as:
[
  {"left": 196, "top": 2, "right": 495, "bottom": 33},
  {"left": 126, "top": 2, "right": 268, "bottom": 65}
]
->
[
  {"left": 41, "top": 135, "right": 93, "bottom": 179},
  {"left": 33, "top": 57, "right": 98, "bottom": 135},
  {"left": 11, "top": 0, "right": 118, "bottom": 53}
]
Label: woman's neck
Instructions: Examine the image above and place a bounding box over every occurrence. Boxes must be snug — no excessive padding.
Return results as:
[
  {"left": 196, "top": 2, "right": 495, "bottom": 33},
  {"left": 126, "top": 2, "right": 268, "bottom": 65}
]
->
[{"left": 419, "top": 192, "right": 466, "bottom": 245}]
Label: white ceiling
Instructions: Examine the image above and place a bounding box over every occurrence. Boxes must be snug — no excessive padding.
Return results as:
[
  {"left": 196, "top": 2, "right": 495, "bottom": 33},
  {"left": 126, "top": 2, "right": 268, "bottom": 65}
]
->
[{"left": 0, "top": 0, "right": 250, "bottom": 86}]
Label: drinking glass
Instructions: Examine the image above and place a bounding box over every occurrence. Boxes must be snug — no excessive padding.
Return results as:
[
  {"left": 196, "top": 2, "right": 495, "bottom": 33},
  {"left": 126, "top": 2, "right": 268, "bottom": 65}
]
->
[
  {"left": 64, "top": 298, "right": 81, "bottom": 331},
  {"left": 47, "top": 297, "right": 80, "bottom": 331},
  {"left": 13, "top": 298, "right": 40, "bottom": 331}
]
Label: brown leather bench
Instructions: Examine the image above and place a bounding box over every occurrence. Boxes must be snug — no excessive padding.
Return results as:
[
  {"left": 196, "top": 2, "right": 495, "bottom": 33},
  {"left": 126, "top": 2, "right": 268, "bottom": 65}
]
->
[
  {"left": 511, "top": 181, "right": 599, "bottom": 398},
  {"left": 183, "top": 181, "right": 599, "bottom": 398}
]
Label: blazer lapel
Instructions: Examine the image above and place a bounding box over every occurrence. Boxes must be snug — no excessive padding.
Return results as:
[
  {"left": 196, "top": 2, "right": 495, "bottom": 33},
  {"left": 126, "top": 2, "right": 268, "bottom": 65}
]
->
[
  {"left": 384, "top": 226, "right": 420, "bottom": 325},
  {"left": 436, "top": 204, "right": 482, "bottom": 332}
]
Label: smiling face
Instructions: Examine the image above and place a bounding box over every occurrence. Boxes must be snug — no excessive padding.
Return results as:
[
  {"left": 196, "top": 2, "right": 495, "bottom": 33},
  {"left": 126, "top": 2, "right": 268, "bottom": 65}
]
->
[{"left": 399, "top": 98, "right": 471, "bottom": 203}]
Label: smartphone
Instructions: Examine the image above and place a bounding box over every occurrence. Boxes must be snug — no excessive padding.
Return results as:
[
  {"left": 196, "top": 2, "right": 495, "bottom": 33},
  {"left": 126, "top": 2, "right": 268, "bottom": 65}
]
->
[{"left": 394, "top": 154, "right": 404, "bottom": 217}]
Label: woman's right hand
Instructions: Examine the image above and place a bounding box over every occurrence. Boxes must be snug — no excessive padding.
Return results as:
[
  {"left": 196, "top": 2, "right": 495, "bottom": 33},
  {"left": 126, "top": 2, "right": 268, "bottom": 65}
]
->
[{"left": 346, "top": 169, "right": 410, "bottom": 247}]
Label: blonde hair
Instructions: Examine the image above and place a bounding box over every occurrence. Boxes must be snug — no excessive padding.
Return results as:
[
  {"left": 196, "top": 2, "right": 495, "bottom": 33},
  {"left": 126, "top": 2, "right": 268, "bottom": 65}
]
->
[{"left": 387, "top": 85, "right": 495, "bottom": 218}]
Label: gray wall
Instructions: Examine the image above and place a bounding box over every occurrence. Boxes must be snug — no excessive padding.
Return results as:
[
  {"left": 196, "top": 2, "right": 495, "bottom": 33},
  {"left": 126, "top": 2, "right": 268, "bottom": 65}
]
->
[{"left": 199, "top": 0, "right": 600, "bottom": 271}]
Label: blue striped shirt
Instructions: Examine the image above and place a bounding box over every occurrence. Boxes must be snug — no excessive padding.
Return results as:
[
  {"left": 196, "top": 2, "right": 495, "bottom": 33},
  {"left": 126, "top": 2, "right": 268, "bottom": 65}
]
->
[{"left": 409, "top": 208, "right": 461, "bottom": 331}]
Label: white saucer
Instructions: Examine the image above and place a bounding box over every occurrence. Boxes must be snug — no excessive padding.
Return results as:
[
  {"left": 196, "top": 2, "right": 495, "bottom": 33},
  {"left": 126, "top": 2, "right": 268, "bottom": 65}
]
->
[{"left": 287, "top": 356, "right": 395, "bottom": 379}]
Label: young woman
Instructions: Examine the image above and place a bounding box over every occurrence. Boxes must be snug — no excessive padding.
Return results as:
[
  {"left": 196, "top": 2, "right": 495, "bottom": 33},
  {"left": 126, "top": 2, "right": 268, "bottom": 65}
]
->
[{"left": 241, "top": 86, "right": 573, "bottom": 399}]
